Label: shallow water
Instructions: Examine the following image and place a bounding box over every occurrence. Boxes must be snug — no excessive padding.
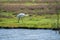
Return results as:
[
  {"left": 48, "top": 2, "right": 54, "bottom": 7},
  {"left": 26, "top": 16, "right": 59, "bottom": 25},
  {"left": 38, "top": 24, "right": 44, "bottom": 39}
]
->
[{"left": 0, "top": 29, "right": 60, "bottom": 40}]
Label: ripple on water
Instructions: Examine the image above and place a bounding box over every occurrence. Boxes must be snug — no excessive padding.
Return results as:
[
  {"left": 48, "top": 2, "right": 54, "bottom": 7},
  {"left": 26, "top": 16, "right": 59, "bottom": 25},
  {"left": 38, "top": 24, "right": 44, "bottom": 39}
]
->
[{"left": 0, "top": 29, "right": 60, "bottom": 40}]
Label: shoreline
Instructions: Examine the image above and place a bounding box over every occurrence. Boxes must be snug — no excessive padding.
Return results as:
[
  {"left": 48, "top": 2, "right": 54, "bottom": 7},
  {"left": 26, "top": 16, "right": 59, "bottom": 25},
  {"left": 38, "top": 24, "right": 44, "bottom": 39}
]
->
[{"left": 0, "top": 26, "right": 60, "bottom": 30}]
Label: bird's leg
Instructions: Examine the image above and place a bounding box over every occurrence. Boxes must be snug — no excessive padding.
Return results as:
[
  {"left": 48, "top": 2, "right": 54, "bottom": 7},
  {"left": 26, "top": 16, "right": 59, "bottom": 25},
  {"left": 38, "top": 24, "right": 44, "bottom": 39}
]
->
[
  {"left": 18, "top": 18, "right": 20, "bottom": 23},
  {"left": 21, "top": 18, "right": 23, "bottom": 23}
]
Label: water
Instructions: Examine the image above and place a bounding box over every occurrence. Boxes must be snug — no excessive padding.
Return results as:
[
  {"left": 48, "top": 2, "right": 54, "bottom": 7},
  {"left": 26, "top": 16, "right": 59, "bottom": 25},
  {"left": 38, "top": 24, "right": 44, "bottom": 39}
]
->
[{"left": 0, "top": 29, "right": 60, "bottom": 40}]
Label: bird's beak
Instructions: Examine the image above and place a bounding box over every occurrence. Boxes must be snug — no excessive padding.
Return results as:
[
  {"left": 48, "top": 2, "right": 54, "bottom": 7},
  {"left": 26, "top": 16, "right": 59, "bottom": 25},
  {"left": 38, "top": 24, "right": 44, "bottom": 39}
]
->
[{"left": 25, "top": 15, "right": 29, "bottom": 16}]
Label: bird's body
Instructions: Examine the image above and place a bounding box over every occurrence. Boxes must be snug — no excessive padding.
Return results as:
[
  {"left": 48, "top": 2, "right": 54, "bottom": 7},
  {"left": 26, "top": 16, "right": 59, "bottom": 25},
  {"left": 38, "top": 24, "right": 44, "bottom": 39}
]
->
[{"left": 17, "top": 13, "right": 25, "bottom": 18}]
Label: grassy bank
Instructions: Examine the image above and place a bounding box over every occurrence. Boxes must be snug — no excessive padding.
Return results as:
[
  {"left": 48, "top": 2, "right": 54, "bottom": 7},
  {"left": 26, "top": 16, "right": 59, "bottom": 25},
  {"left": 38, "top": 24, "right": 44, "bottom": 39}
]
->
[{"left": 0, "top": 12, "right": 60, "bottom": 29}]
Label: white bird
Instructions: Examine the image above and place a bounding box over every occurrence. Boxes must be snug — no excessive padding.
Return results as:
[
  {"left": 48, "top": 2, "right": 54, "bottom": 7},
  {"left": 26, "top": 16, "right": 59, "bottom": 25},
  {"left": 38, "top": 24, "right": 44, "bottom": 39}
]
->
[{"left": 17, "top": 13, "right": 29, "bottom": 23}]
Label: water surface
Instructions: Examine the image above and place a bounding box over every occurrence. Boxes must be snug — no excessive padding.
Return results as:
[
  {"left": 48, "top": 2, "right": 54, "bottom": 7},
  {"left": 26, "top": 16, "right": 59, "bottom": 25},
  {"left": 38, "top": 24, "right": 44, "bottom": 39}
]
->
[{"left": 0, "top": 29, "right": 60, "bottom": 40}]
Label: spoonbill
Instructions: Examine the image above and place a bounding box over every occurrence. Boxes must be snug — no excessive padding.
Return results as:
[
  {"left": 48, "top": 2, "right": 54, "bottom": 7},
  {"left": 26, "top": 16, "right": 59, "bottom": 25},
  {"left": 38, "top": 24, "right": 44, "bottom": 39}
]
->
[{"left": 17, "top": 13, "right": 29, "bottom": 23}]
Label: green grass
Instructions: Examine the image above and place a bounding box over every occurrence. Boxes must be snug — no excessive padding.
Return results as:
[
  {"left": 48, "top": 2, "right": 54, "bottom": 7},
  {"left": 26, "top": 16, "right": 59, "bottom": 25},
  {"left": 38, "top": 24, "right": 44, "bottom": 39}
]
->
[{"left": 0, "top": 12, "right": 60, "bottom": 29}]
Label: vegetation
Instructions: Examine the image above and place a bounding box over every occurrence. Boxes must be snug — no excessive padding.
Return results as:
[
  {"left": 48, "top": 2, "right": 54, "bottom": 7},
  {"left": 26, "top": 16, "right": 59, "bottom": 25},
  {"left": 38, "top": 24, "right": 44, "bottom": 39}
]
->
[
  {"left": 0, "top": 12, "right": 60, "bottom": 29},
  {"left": 0, "top": 0, "right": 60, "bottom": 29}
]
